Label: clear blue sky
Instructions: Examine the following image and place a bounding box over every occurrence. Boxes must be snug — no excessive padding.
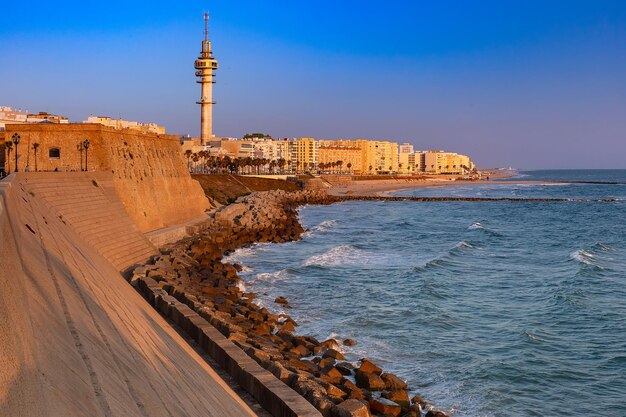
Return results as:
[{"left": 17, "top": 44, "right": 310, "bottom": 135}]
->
[{"left": 1, "top": 1, "right": 625, "bottom": 168}]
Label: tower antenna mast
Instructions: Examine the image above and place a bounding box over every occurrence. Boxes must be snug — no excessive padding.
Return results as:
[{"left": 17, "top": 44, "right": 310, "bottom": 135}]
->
[{"left": 204, "top": 13, "right": 209, "bottom": 41}]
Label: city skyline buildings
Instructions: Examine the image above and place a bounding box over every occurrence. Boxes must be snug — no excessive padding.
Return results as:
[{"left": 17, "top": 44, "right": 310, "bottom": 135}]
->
[{"left": 2, "top": 2, "right": 626, "bottom": 169}]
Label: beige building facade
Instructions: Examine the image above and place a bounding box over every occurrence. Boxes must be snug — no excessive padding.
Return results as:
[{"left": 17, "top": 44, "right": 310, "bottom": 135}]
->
[
  {"left": 318, "top": 141, "right": 362, "bottom": 174},
  {"left": 295, "top": 138, "right": 318, "bottom": 172},
  {"left": 85, "top": 115, "right": 166, "bottom": 134},
  {"left": 424, "top": 150, "right": 474, "bottom": 174},
  {"left": 1, "top": 107, "right": 70, "bottom": 130}
]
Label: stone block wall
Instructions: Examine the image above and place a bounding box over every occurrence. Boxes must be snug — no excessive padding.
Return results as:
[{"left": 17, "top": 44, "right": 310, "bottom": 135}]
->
[{"left": 2, "top": 124, "right": 210, "bottom": 232}]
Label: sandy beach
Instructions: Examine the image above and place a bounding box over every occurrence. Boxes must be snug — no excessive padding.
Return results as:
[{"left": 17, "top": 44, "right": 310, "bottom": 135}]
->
[{"left": 327, "top": 178, "right": 547, "bottom": 197}]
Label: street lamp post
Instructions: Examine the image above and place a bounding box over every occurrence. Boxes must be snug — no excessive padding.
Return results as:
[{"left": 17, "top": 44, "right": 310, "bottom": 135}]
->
[
  {"left": 11, "top": 133, "right": 20, "bottom": 173},
  {"left": 83, "top": 139, "right": 90, "bottom": 171}
]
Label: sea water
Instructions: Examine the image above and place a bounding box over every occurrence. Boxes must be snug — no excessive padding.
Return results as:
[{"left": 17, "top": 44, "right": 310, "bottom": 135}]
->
[{"left": 223, "top": 170, "right": 626, "bottom": 417}]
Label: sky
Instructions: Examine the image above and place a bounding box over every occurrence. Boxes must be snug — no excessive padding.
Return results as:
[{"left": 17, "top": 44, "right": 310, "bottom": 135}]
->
[{"left": 1, "top": 1, "right": 625, "bottom": 169}]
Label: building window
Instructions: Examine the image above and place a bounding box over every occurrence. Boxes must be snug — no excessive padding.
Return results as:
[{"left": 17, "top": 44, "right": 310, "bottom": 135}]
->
[{"left": 49, "top": 148, "right": 61, "bottom": 159}]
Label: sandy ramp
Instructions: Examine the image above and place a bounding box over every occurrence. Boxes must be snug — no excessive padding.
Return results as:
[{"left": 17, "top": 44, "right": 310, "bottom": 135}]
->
[{"left": 0, "top": 173, "right": 257, "bottom": 417}]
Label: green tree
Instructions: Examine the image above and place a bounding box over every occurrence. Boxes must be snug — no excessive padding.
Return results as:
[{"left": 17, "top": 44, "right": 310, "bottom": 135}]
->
[{"left": 243, "top": 133, "right": 272, "bottom": 140}]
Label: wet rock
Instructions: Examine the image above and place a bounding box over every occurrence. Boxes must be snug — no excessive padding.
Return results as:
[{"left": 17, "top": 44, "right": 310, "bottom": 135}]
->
[
  {"left": 425, "top": 411, "right": 449, "bottom": 417},
  {"left": 343, "top": 338, "right": 357, "bottom": 347},
  {"left": 319, "top": 382, "right": 348, "bottom": 405},
  {"left": 274, "top": 296, "right": 290, "bottom": 306},
  {"left": 381, "top": 373, "right": 408, "bottom": 391},
  {"left": 358, "top": 359, "right": 383, "bottom": 375},
  {"left": 289, "top": 344, "right": 311, "bottom": 357},
  {"left": 355, "top": 371, "right": 386, "bottom": 391},
  {"left": 368, "top": 397, "right": 401, "bottom": 417},
  {"left": 319, "top": 366, "right": 344, "bottom": 385},
  {"left": 323, "top": 348, "right": 346, "bottom": 361},
  {"left": 335, "top": 361, "right": 355, "bottom": 375},
  {"left": 332, "top": 399, "right": 371, "bottom": 417},
  {"left": 315, "top": 338, "right": 341, "bottom": 355},
  {"left": 382, "top": 389, "right": 410, "bottom": 408},
  {"left": 410, "top": 395, "right": 430, "bottom": 410},
  {"left": 319, "top": 357, "right": 336, "bottom": 369},
  {"left": 339, "top": 379, "right": 366, "bottom": 400}
]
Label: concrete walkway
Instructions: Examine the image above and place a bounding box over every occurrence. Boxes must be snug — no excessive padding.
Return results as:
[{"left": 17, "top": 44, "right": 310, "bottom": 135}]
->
[{"left": 0, "top": 173, "right": 258, "bottom": 417}]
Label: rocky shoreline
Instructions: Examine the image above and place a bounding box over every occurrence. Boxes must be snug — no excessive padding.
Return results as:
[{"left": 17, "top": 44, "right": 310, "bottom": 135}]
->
[{"left": 131, "top": 189, "right": 451, "bottom": 417}]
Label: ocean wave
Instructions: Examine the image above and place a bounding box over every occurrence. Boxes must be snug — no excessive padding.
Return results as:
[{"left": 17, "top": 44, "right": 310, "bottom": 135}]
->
[
  {"left": 223, "top": 245, "right": 265, "bottom": 264},
  {"left": 313, "top": 219, "right": 337, "bottom": 232},
  {"left": 569, "top": 249, "right": 596, "bottom": 266},
  {"left": 568, "top": 245, "right": 611, "bottom": 270},
  {"left": 454, "top": 240, "right": 477, "bottom": 249},
  {"left": 592, "top": 242, "right": 613, "bottom": 252},
  {"left": 468, "top": 221, "right": 502, "bottom": 237},
  {"left": 413, "top": 241, "right": 478, "bottom": 271},
  {"left": 246, "top": 269, "right": 291, "bottom": 285},
  {"left": 303, "top": 244, "right": 370, "bottom": 267}
]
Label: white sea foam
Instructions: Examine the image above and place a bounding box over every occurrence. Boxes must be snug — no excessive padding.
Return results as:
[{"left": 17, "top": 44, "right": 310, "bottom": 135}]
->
[
  {"left": 468, "top": 221, "right": 484, "bottom": 230},
  {"left": 594, "top": 242, "right": 612, "bottom": 251},
  {"left": 468, "top": 221, "right": 502, "bottom": 236},
  {"left": 302, "top": 244, "right": 369, "bottom": 267},
  {"left": 569, "top": 249, "right": 601, "bottom": 268},
  {"left": 454, "top": 241, "right": 476, "bottom": 249},
  {"left": 313, "top": 219, "right": 337, "bottom": 232},
  {"left": 246, "top": 269, "right": 291, "bottom": 285},
  {"left": 222, "top": 246, "right": 256, "bottom": 264}
]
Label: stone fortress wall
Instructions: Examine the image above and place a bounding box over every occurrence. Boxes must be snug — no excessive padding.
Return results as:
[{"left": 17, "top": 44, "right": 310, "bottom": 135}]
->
[
  {"left": 0, "top": 173, "right": 258, "bottom": 417},
  {"left": 2, "top": 124, "right": 209, "bottom": 232}
]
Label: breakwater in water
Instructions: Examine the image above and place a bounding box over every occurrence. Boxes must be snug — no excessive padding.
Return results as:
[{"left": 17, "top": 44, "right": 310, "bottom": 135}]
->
[
  {"left": 131, "top": 190, "right": 451, "bottom": 417},
  {"left": 129, "top": 189, "right": 620, "bottom": 417}
]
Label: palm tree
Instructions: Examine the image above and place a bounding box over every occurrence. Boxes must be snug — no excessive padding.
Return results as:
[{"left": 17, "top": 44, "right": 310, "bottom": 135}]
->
[
  {"left": 198, "top": 150, "right": 207, "bottom": 174},
  {"left": 5, "top": 142, "right": 13, "bottom": 175},
  {"left": 243, "top": 157, "right": 253, "bottom": 174},
  {"left": 192, "top": 153, "right": 200, "bottom": 173},
  {"left": 277, "top": 158, "right": 286, "bottom": 174},
  {"left": 337, "top": 160, "right": 343, "bottom": 174},
  {"left": 184, "top": 149, "right": 192, "bottom": 172},
  {"left": 221, "top": 156, "right": 232, "bottom": 174},
  {"left": 33, "top": 143, "right": 40, "bottom": 172},
  {"left": 368, "top": 165, "right": 373, "bottom": 174},
  {"left": 346, "top": 162, "right": 352, "bottom": 174}
]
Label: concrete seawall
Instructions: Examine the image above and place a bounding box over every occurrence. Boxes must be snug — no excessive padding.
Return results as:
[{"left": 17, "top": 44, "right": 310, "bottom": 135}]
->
[{"left": 0, "top": 172, "right": 258, "bottom": 417}]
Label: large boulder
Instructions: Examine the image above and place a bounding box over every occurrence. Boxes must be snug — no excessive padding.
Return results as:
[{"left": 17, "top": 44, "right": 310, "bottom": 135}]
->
[
  {"left": 355, "top": 371, "right": 386, "bottom": 391},
  {"left": 368, "top": 397, "right": 402, "bottom": 417},
  {"left": 323, "top": 348, "right": 346, "bottom": 361},
  {"left": 358, "top": 358, "right": 382, "bottom": 375},
  {"left": 381, "top": 373, "right": 408, "bottom": 391},
  {"left": 382, "top": 389, "right": 410, "bottom": 408},
  {"left": 425, "top": 411, "right": 450, "bottom": 417},
  {"left": 332, "top": 399, "right": 371, "bottom": 417},
  {"left": 320, "top": 366, "right": 344, "bottom": 385}
]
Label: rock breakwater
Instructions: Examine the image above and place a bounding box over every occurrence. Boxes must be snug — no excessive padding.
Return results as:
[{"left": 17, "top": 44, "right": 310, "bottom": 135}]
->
[{"left": 131, "top": 189, "right": 451, "bottom": 417}]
